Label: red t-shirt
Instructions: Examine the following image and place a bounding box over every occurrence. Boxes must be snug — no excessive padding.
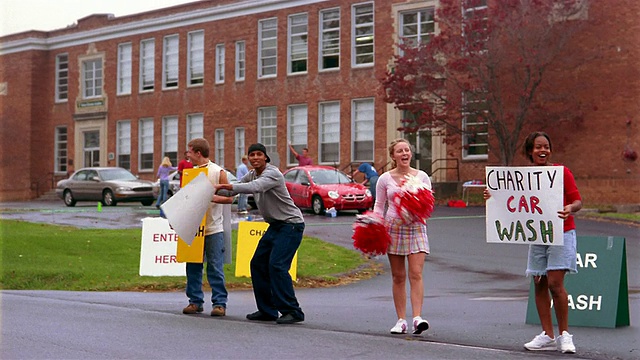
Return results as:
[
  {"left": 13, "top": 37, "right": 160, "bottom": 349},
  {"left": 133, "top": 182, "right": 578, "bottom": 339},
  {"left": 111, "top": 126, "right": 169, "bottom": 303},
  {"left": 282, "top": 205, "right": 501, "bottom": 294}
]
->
[
  {"left": 559, "top": 165, "right": 581, "bottom": 232},
  {"left": 297, "top": 155, "right": 313, "bottom": 166}
]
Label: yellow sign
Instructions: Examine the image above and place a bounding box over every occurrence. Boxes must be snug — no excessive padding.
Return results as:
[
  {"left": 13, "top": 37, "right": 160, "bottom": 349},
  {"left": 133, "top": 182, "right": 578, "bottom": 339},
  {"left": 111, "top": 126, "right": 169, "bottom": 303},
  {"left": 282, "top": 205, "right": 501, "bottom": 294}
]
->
[
  {"left": 176, "top": 167, "right": 208, "bottom": 263},
  {"left": 235, "top": 221, "right": 298, "bottom": 281}
]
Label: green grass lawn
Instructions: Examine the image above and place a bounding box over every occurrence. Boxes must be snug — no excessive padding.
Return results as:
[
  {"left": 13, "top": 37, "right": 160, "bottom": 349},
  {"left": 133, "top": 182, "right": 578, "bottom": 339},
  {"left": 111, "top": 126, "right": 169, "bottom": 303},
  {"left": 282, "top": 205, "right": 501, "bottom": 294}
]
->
[{"left": 0, "top": 219, "right": 376, "bottom": 291}]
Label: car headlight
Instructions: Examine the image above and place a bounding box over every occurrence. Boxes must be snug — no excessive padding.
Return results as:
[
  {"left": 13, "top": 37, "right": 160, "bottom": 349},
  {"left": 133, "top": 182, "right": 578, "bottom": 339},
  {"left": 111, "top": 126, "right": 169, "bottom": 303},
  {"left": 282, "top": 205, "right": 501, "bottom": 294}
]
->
[
  {"left": 328, "top": 191, "right": 339, "bottom": 199},
  {"left": 116, "top": 187, "right": 132, "bottom": 192},
  {"left": 365, "top": 190, "right": 372, "bottom": 197}
]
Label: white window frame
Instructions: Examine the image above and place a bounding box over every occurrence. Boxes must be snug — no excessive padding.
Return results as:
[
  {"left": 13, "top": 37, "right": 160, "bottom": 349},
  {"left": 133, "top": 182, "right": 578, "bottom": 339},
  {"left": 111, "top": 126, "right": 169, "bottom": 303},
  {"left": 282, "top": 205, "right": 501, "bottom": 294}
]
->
[
  {"left": 187, "top": 30, "right": 205, "bottom": 86},
  {"left": 351, "top": 98, "right": 375, "bottom": 162},
  {"left": 319, "top": 101, "right": 340, "bottom": 164},
  {"left": 139, "top": 118, "right": 155, "bottom": 171},
  {"left": 55, "top": 53, "right": 68, "bottom": 102},
  {"left": 215, "top": 129, "right": 225, "bottom": 168},
  {"left": 186, "top": 113, "right": 204, "bottom": 144},
  {"left": 116, "top": 120, "right": 131, "bottom": 170},
  {"left": 162, "top": 116, "right": 179, "bottom": 165},
  {"left": 235, "top": 127, "right": 245, "bottom": 167},
  {"left": 117, "top": 43, "right": 132, "bottom": 95},
  {"left": 288, "top": 13, "right": 308, "bottom": 74},
  {"left": 258, "top": 18, "right": 278, "bottom": 78},
  {"left": 82, "top": 58, "right": 103, "bottom": 99},
  {"left": 319, "top": 8, "right": 340, "bottom": 71},
  {"left": 163, "top": 34, "right": 179, "bottom": 89},
  {"left": 352, "top": 2, "right": 375, "bottom": 67},
  {"left": 461, "top": 91, "right": 489, "bottom": 160},
  {"left": 287, "top": 104, "right": 309, "bottom": 166},
  {"left": 215, "top": 43, "right": 225, "bottom": 84},
  {"left": 399, "top": 7, "right": 436, "bottom": 49},
  {"left": 258, "top": 107, "right": 278, "bottom": 156},
  {"left": 54, "top": 126, "right": 68, "bottom": 174},
  {"left": 235, "top": 41, "right": 246, "bottom": 81},
  {"left": 140, "top": 39, "right": 155, "bottom": 92}
]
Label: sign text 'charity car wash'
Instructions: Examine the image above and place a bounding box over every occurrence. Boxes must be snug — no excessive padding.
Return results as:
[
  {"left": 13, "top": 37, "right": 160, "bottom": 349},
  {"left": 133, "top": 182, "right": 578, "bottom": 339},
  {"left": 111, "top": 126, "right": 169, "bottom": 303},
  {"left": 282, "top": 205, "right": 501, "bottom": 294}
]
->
[{"left": 485, "top": 166, "right": 564, "bottom": 245}]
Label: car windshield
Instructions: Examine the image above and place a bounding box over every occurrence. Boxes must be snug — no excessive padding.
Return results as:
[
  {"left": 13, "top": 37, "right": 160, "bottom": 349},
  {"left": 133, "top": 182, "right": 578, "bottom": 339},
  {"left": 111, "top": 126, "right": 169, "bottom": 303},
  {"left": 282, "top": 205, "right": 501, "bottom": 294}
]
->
[
  {"left": 100, "top": 168, "right": 138, "bottom": 181},
  {"left": 309, "top": 169, "right": 351, "bottom": 185}
]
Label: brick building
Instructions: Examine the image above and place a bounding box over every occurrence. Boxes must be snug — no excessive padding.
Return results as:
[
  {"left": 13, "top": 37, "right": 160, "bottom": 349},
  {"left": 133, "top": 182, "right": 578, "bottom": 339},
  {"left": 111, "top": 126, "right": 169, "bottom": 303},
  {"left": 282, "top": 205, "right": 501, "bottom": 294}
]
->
[{"left": 0, "top": 0, "right": 638, "bottom": 205}]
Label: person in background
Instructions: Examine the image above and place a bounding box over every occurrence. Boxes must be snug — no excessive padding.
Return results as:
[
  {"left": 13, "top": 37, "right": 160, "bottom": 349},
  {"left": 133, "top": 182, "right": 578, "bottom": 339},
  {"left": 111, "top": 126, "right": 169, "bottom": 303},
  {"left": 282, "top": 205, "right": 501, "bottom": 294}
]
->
[
  {"left": 236, "top": 155, "right": 250, "bottom": 214},
  {"left": 288, "top": 142, "right": 313, "bottom": 166},
  {"left": 177, "top": 151, "right": 194, "bottom": 185},
  {"left": 156, "top": 157, "right": 177, "bottom": 208},
  {"left": 215, "top": 143, "right": 305, "bottom": 325},
  {"left": 374, "top": 139, "right": 431, "bottom": 335},
  {"left": 484, "top": 131, "right": 582, "bottom": 354},
  {"left": 353, "top": 162, "right": 379, "bottom": 203},
  {"left": 181, "top": 138, "right": 234, "bottom": 317}
]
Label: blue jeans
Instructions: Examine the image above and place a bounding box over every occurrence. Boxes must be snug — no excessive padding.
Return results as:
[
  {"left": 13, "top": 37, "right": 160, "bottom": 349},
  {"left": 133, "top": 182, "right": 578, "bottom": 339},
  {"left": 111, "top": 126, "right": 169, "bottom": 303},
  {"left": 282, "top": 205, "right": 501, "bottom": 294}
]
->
[
  {"left": 185, "top": 232, "right": 228, "bottom": 307},
  {"left": 156, "top": 179, "right": 169, "bottom": 206},
  {"left": 237, "top": 193, "right": 248, "bottom": 212},
  {"left": 250, "top": 221, "right": 305, "bottom": 319},
  {"left": 368, "top": 175, "right": 379, "bottom": 202}
]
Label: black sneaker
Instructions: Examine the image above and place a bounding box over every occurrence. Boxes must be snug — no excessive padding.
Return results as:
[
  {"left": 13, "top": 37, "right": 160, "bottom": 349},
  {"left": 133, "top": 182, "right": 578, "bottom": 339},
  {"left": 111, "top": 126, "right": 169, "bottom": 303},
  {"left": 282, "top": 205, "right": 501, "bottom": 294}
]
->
[
  {"left": 246, "top": 311, "right": 277, "bottom": 321},
  {"left": 276, "top": 313, "right": 303, "bottom": 324}
]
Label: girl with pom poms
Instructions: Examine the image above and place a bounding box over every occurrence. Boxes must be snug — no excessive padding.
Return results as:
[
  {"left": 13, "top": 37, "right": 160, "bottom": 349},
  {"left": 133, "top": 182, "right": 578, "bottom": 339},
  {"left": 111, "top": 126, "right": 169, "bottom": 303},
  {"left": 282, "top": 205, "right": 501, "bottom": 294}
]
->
[{"left": 374, "top": 138, "right": 433, "bottom": 335}]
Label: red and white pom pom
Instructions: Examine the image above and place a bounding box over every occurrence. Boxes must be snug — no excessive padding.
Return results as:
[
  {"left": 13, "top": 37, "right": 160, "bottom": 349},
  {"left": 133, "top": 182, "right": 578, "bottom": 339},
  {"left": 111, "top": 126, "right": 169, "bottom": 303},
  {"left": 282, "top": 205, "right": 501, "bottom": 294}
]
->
[
  {"left": 392, "top": 175, "right": 435, "bottom": 225},
  {"left": 352, "top": 211, "right": 391, "bottom": 256}
]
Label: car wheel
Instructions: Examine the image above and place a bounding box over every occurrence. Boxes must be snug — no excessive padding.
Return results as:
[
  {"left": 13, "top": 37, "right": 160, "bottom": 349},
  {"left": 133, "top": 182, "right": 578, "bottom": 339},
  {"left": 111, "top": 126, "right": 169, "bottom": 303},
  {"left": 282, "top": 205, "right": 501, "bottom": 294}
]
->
[
  {"left": 141, "top": 200, "right": 153, "bottom": 206},
  {"left": 63, "top": 190, "right": 76, "bottom": 207},
  {"left": 312, "top": 195, "right": 325, "bottom": 215},
  {"left": 102, "top": 190, "right": 117, "bottom": 206}
]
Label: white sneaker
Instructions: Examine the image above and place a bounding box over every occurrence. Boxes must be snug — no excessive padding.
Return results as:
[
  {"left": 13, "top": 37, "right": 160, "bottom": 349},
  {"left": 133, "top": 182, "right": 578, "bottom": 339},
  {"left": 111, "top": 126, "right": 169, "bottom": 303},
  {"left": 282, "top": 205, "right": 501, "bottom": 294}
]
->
[
  {"left": 412, "top": 316, "right": 429, "bottom": 334},
  {"left": 557, "top": 331, "right": 576, "bottom": 353},
  {"left": 524, "top": 331, "right": 556, "bottom": 351},
  {"left": 390, "top": 319, "right": 407, "bottom": 334}
]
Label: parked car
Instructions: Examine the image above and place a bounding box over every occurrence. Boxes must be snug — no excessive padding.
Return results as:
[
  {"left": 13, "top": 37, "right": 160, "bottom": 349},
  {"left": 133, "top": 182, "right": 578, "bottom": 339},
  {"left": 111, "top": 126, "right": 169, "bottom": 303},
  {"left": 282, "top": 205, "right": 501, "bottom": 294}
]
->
[
  {"left": 283, "top": 165, "right": 373, "bottom": 215},
  {"left": 157, "top": 170, "right": 255, "bottom": 208},
  {"left": 56, "top": 167, "right": 157, "bottom": 207}
]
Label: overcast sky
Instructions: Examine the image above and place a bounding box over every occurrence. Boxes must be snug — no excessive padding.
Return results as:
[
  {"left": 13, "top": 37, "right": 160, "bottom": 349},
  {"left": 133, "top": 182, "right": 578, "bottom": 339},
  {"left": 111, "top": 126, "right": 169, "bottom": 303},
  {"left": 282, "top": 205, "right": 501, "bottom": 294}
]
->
[{"left": 1, "top": 0, "right": 196, "bottom": 37}]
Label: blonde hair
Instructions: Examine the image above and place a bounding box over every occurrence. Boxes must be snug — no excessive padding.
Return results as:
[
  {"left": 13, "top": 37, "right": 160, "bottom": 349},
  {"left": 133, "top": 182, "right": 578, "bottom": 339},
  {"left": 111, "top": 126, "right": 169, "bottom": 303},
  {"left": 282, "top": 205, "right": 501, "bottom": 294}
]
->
[
  {"left": 388, "top": 138, "right": 412, "bottom": 169},
  {"left": 161, "top": 156, "right": 172, "bottom": 167}
]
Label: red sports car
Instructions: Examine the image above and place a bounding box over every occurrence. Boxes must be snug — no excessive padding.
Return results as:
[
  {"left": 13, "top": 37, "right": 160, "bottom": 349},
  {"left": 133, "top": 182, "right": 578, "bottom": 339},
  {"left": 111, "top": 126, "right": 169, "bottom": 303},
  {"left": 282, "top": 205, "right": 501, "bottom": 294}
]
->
[{"left": 283, "top": 165, "right": 374, "bottom": 215}]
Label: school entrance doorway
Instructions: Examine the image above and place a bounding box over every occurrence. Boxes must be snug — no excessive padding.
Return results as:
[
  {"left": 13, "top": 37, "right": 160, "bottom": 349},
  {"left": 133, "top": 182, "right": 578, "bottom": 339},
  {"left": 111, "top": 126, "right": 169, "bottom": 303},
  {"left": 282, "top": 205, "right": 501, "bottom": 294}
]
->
[
  {"left": 404, "top": 129, "right": 432, "bottom": 174},
  {"left": 83, "top": 130, "right": 100, "bottom": 167}
]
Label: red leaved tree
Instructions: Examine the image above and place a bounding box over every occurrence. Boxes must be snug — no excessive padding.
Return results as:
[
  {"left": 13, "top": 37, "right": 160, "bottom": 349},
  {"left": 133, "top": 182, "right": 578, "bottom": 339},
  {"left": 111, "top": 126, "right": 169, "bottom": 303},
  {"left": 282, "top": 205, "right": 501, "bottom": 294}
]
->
[{"left": 381, "top": 0, "right": 590, "bottom": 165}]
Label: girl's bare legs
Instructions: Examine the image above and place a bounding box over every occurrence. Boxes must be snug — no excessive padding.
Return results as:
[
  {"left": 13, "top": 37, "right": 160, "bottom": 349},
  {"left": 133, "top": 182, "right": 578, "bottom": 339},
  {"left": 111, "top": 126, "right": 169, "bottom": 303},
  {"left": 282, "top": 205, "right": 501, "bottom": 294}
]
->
[
  {"left": 388, "top": 254, "right": 407, "bottom": 320},
  {"left": 407, "top": 252, "right": 426, "bottom": 318}
]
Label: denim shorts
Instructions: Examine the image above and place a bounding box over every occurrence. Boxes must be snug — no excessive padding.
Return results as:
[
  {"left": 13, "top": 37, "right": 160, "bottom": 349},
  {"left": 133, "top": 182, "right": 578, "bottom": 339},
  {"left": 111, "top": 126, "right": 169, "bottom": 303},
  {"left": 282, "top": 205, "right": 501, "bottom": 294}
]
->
[{"left": 525, "top": 230, "right": 577, "bottom": 276}]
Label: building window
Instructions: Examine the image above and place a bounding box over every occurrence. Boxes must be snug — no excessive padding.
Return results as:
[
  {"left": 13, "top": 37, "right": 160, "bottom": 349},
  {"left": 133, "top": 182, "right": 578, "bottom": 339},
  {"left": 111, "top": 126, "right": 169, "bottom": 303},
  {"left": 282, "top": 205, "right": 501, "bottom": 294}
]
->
[
  {"left": 82, "top": 58, "right": 102, "bottom": 99},
  {"left": 288, "top": 104, "right": 308, "bottom": 165},
  {"left": 140, "top": 39, "right": 155, "bottom": 92},
  {"left": 319, "top": 102, "right": 340, "bottom": 163},
  {"left": 215, "top": 129, "right": 225, "bottom": 168},
  {"left": 258, "top": 18, "right": 277, "bottom": 78},
  {"left": 258, "top": 107, "right": 277, "bottom": 156},
  {"left": 116, "top": 120, "right": 131, "bottom": 170},
  {"left": 352, "top": 2, "right": 374, "bottom": 67},
  {"left": 462, "top": 91, "right": 489, "bottom": 160},
  {"left": 54, "top": 127, "right": 67, "bottom": 173},
  {"left": 319, "top": 8, "right": 340, "bottom": 71},
  {"left": 186, "top": 113, "right": 204, "bottom": 144},
  {"left": 55, "top": 54, "right": 68, "bottom": 102},
  {"left": 163, "top": 34, "right": 179, "bottom": 89},
  {"left": 163, "top": 116, "right": 179, "bottom": 165},
  {"left": 288, "top": 13, "right": 308, "bottom": 74},
  {"left": 352, "top": 98, "right": 374, "bottom": 162},
  {"left": 235, "top": 41, "right": 246, "bottom": 81},
  {"left": 215, "top": 43, "right": 225, "bottom": 84},
  {"left": 139, "top": 118, "right": 154, "bottom": 171},
  {"left": 235, "top": 127, "right": 245, "bottom": 167},
  {"left": 462, "top": 0, "right": 489, "bottom": 52},
  {"left": 399, "top": 8, "right": 435, "bottom": 48},
  {"left": 117, "top": 43, "right": 132, "bottom": 95},
  {"left": 188, "top": 30, "right": 204, "bottom": 86}
]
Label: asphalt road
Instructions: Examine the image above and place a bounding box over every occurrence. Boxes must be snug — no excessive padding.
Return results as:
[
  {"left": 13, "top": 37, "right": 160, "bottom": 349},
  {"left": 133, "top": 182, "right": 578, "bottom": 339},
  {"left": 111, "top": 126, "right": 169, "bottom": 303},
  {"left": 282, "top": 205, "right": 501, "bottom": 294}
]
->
[{"left": 1, "top": 200, "right": 638, "bottom": 359}]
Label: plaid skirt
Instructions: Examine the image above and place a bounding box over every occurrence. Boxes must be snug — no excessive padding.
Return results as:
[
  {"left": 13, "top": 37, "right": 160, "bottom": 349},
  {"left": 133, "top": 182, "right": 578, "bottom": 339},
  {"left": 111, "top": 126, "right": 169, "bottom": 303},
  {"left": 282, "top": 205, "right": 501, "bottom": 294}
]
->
[{"left": 387, "top": 220, "right": 430, "bottom": 256}]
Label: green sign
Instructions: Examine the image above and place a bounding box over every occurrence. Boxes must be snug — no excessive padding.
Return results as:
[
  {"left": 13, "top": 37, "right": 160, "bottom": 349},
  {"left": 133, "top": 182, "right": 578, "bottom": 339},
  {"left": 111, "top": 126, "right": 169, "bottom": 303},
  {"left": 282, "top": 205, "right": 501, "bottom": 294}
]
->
[{"left": 526, "top": 236, "right": 629, "bottom": 328}]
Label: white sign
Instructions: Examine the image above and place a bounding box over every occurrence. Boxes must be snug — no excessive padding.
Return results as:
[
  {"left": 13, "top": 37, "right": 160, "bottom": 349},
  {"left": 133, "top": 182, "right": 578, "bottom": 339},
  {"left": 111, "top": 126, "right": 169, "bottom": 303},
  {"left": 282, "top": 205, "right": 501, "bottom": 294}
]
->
[
  {"left": 161, "top": 172, "right": 214, "bottom": 245},
  {"left": 485, "top": 166, "right": 564, "bottom": 245},
  {"left": 139, "top": 217, "right": 184, "bottom": 276}
]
